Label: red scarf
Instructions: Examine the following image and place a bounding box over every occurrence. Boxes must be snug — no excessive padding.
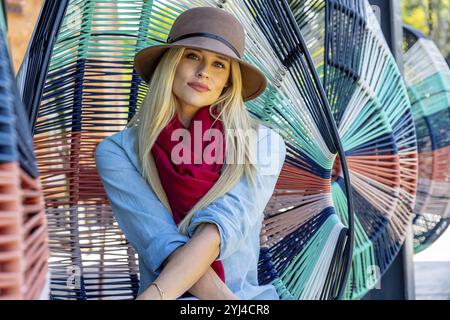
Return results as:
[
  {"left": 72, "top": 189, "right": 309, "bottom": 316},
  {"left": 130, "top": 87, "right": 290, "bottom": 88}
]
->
[{"left": 151, "top": 105, "right": 226, "bottom": 282}]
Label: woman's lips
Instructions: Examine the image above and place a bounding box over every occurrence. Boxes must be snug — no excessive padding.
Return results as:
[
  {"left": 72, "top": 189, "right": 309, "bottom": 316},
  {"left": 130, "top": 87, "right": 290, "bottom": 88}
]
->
[{"left": 188, "top": 83, "right": 209, "bottom": 92}]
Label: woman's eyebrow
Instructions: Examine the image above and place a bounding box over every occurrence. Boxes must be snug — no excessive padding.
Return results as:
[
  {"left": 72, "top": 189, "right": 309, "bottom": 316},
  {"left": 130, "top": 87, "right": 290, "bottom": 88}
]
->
[
  {"left": 188, "top": 48, "right": 230, "bottom": 62},
  {"left": 216, "top": 55, "right": 231, "bottom": 62}
]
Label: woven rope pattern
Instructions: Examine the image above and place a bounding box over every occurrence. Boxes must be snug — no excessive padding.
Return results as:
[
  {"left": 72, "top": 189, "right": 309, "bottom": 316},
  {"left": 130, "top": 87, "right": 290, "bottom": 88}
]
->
[
  {"left": 290, "top": 0, "right": 418, "bottom": 299},
  {"left": 403, "top": 26, "right": 450, "bottom": 254}
]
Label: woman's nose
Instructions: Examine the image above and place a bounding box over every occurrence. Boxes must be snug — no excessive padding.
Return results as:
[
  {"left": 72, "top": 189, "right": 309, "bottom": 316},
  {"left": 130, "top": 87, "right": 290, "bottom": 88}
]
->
[{"left": 196, "top": 63, "right": 210, "bottom": 78}]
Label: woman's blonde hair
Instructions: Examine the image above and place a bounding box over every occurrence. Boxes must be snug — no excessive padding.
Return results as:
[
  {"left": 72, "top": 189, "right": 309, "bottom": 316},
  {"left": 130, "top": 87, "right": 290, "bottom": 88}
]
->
[{"left": 127, "top": 47, "right": 265, "bottom": 235}]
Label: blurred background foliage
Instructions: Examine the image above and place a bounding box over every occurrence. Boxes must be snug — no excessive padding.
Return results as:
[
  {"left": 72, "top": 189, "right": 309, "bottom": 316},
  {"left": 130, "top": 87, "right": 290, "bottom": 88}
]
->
[{"left": 402, "top": 0, "right": 450, "bottom": 58}]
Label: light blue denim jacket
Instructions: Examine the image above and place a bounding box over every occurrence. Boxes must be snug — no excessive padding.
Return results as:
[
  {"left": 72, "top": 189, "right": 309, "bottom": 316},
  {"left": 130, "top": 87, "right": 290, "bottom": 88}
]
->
[{"left": 94, "top": 123, "right": 286, "bottom": 300}]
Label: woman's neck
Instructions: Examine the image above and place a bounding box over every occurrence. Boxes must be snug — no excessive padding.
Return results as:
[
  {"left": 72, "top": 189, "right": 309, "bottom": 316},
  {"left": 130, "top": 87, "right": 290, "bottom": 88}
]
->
[
  {"left": 177, "top": 110, "right": 193, "bottom": 129},
  {"left": 176, "top": 104, "right": 209, "bottom": 129}
]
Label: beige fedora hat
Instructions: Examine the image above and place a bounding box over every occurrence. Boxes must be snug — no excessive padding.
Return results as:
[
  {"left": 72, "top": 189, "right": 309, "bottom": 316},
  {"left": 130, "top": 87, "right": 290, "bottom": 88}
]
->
[{"left": 134, "top": 6, "right": 268, "bottom": 102}]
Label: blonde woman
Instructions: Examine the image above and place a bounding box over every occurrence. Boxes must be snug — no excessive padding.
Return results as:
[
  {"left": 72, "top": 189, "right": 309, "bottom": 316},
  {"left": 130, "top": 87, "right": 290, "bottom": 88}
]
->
[{"left": 95, "top": 7, "right": 286, "bottom": 300}]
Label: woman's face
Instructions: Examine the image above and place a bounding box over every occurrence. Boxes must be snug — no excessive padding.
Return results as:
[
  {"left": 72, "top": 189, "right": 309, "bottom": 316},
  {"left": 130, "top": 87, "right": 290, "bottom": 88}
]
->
[{"left": 172, "top": 48, "right": 232, "bottom": 110}]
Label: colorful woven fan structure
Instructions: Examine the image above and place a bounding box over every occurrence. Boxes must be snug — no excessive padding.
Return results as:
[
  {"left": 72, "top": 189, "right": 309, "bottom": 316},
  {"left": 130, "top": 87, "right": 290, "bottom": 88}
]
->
[
  {"left": 403, "top": 26, "right": 450, "bottom": 253},
  {"left": 289, "top": 0, "right": 418, "bottom": 299}
]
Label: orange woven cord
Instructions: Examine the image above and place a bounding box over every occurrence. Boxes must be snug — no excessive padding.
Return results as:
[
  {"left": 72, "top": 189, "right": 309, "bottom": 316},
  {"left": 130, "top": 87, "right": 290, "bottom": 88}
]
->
[
  {"left": 20, "top": 167, "right": 48, "bottom": 300},
  {"left": 0, "top": 162, "right": 23, "bottom": 299}
]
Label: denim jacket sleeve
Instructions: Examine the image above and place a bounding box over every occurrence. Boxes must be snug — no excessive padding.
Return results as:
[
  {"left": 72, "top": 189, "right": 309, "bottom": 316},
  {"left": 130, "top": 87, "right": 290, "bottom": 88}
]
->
[
  {"left": 186, "top": 127, "right": 287, "bottom": 261},
  {"left": 95, "top": 137, "right": 190, "bottom": 274}
]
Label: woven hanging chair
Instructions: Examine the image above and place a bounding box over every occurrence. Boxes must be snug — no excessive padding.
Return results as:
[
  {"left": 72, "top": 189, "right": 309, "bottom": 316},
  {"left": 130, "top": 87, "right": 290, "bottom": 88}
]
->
[
  {"left": 18, "top": 0, "right": 359, "bottom": 300},
  {"left": 288, "top": 0, "right": 418, "bottom": 299},
  {"left": 0, "top": 0, "right": 49, "bottom": 300},
  {"left": 402, "top": 25, "right": 450, "bottom": 254}
]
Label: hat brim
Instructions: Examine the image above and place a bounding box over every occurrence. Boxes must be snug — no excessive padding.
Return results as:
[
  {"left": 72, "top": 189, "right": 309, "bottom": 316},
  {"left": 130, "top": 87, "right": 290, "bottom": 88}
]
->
[{"left": 134, "top": 40, "right": 267, "bottom": 102}]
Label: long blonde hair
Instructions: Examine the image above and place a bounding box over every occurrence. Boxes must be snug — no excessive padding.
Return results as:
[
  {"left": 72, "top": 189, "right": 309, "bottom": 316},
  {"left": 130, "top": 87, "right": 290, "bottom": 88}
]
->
[{"left": 127, "top": 47, "right": 265, "bottom": 235}]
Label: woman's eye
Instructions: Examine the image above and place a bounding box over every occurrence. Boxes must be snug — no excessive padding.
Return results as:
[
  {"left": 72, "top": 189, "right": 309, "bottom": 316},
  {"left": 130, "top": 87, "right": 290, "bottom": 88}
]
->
[
  {"left": 187, "top": 53, "right": 199, "bottom": 60},
  {"left": 214, "top": 62, "right": 225, "bottom": 68}
]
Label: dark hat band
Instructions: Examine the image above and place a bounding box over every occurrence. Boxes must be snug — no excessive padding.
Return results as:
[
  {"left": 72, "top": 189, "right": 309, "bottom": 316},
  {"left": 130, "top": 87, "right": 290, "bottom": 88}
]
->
[{"left": 166, "top": 32, "right": 241, "bottom": 58}]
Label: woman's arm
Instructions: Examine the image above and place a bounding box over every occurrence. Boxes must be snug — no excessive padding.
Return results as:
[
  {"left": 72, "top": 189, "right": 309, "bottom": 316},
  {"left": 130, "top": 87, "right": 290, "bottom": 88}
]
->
[
  {"left": 95, "top": 137, "right": 238, "bottom": 300},
  {"left": 95, "top": 127, "right": 286, "bottom": 300},
  {"left": 188, "top": 266, "right": 239, "bottom": 300},
  {"left": 137, "top": 223, "right": 239, "bottom": 300}
]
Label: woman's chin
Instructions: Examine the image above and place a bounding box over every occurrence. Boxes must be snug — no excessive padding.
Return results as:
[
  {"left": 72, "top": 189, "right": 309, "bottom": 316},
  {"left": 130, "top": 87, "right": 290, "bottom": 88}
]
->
[{"left": 180, "top": 98, "right": 212, "bottom": 108}]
